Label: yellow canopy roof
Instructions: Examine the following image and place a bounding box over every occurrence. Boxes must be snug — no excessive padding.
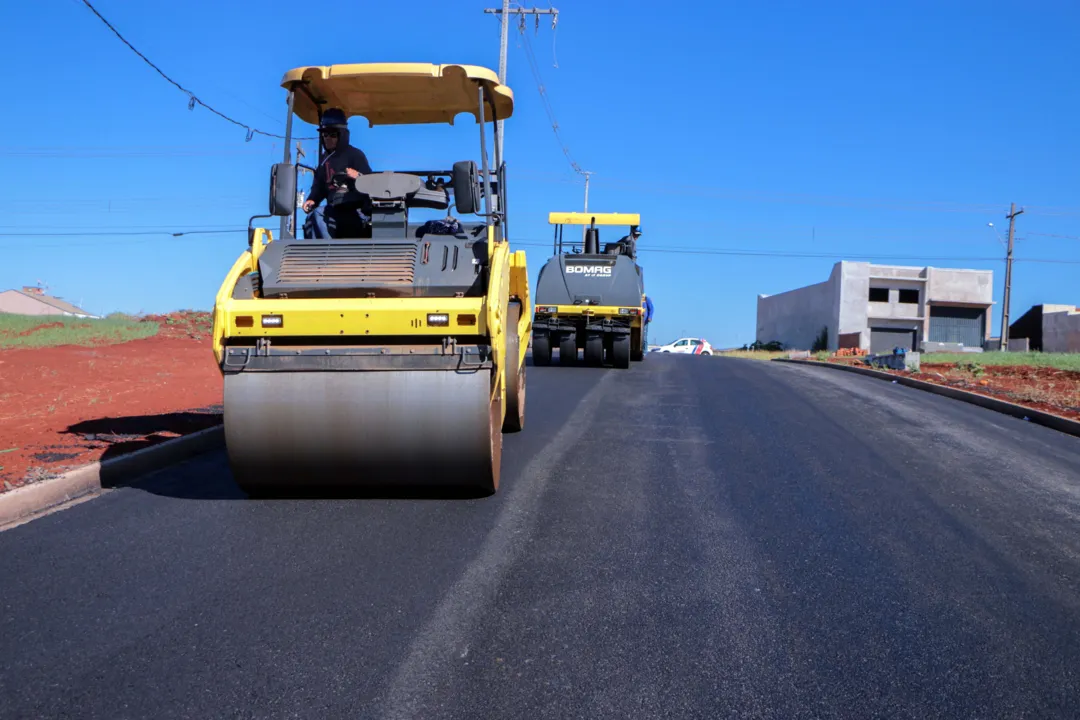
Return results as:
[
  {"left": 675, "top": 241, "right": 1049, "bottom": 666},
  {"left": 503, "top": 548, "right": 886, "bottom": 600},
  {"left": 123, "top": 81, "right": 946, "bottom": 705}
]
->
[
  {"left": 548, "top": 212, "right": 641, "bottom": 226},
  {"left": 280, "top": 63, "right": 514, "bottom": 127}
]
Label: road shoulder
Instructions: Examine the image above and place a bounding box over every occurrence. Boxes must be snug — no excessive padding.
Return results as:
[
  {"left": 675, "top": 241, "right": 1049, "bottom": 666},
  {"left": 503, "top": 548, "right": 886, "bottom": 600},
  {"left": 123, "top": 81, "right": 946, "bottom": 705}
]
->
[
  {"left": 773, "top": 358, "right": 1080, "bottom": 441},
  {"left": 0, "top": 426, "right": 223, "bottom": 531}
]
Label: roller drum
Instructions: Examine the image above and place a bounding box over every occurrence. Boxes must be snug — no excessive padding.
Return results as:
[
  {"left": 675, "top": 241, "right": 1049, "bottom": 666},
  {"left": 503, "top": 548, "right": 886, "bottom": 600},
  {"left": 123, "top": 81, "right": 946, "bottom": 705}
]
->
[{"left": 224, "top": 369, "right": 500, "bottom": 493}]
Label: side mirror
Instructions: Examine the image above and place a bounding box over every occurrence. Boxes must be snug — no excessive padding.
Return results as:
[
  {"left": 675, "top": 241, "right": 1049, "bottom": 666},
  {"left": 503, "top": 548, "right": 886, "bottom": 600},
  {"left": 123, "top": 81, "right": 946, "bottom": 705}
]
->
[
  {"left": 269, "top": 163, "right": 296, "bottom": 217},
  {"left": 452, "top": 161, "right": 480, "bottom": 215}
]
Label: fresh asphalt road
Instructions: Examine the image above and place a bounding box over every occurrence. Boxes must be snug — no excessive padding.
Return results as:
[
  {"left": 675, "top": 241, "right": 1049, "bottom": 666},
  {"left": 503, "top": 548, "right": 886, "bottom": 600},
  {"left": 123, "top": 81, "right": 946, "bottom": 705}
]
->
[{"left": 4, "top": 354, "right": 1080, "bottom": 719}]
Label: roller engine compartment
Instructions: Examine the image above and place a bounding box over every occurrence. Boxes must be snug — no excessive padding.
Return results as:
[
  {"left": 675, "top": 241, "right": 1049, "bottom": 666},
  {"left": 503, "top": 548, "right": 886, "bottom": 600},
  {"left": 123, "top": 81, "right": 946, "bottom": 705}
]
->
[
  {"left": 534, "top": 253, "right": 643, "bottom": 309},
  {"left": 236, "top": 168, "right": 496, "bottom": 301},
  {"left": 247, "top": 230, "right": 490, "bottom": 300}
]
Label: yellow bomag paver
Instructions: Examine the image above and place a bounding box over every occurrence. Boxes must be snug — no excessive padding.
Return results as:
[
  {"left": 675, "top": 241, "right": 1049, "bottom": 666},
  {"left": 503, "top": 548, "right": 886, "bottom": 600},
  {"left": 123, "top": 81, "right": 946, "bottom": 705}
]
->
[
  {"left": 211, "top": 64, "right": 531, "bottom": 495},
  {"left": 532, "top": 212, "right": 647, "bottom": 368}
]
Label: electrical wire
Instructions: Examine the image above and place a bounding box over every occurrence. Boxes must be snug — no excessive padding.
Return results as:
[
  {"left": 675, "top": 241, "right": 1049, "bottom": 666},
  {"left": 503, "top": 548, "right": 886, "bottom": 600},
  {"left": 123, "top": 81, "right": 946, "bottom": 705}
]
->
[
  {"left": 589, "top": 177, "right": 1014, "bottom": 215},
  {"left": 514, "top": 13, "right": 586, "bottom": 178},
  {"left": 76, "top": 0, "right": 315, "bottom": 142},
  {"left": 5, "top": 228, "right": 1079, "bottom": 265},
  {"left": 21, "top": 6, "right": 1080, "bottom": 265},
  {"left": 70, "top": 0, "right": 1080, "bottom": 226},
  {"left": 1027, "top": 232, "right": 1080, "bottom": 241},
  {"left": 0, "top": 224, "right": 243, "bottom": 230},
  {"left": 1, "top": 146, "right": 274, "bottom": 158},
  {"left": 0, "top": 229, "right": 240, "bottom": 238}
]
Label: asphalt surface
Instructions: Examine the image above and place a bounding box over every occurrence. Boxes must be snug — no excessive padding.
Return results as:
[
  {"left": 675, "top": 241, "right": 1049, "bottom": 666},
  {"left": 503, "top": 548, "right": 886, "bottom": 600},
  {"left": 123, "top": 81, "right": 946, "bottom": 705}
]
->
[{"left": 3, "top": 354, "right": 1080, "bottom": 719}]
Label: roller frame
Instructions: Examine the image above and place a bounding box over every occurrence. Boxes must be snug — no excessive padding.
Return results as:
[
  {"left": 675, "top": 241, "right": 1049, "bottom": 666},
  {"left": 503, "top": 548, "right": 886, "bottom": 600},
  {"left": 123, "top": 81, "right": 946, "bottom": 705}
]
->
[{"left": 210, "top": 65, "right": 531, "bottom": 497}]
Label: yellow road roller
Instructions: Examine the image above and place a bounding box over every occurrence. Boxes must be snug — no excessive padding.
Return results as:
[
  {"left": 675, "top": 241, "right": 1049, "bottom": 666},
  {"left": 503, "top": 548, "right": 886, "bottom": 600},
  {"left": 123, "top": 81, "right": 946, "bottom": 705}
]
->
[{"left": 211, "top": 63, "right": 531, "bottom": 495}]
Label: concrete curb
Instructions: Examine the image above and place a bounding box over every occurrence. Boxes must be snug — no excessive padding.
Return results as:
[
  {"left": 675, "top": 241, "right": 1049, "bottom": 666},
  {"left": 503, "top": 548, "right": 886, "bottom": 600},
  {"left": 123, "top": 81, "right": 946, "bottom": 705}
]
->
[
  {"left": 773, "top": 358, "right": 1080, "bottom": 440},
  {"left": 0, "top": 425, "right": 224, "bottom": 531}
]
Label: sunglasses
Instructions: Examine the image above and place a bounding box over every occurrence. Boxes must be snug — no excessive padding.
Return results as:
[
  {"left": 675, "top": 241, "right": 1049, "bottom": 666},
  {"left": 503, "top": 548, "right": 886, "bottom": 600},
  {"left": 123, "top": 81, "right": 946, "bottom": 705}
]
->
[{"left": 320, "top": 129, "right": 340, "bottom": 138}]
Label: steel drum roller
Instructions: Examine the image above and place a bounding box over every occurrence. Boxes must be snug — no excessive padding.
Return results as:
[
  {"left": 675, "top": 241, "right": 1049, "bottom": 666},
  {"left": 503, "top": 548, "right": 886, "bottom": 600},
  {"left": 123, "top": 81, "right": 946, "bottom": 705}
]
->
[{"left": 224, "top": 369, "right": 500, "bottom": 492}]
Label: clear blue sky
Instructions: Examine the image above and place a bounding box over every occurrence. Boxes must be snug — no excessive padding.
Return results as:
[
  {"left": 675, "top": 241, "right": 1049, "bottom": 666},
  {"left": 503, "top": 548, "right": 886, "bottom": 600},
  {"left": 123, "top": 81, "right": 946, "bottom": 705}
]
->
[{"left": 2, "top": 0, "right": 1079, "bottom": 348}]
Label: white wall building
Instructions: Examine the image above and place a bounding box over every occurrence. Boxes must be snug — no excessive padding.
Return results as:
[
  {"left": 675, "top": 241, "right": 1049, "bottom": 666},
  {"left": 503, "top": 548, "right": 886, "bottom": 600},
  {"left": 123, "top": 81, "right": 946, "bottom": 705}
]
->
[
  {"left": 756, "top": 262, "right": 994, "bottom": 353},
  {"left": 0, "top": 287, "right": 97, "bottom": 318}
]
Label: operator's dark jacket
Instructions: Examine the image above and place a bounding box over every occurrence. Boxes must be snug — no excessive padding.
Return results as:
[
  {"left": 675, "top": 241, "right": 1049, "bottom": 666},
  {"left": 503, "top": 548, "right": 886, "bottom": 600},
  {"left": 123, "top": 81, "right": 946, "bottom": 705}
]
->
[{"left": 307, "top": 141, "right": 374, "bottom": 211}]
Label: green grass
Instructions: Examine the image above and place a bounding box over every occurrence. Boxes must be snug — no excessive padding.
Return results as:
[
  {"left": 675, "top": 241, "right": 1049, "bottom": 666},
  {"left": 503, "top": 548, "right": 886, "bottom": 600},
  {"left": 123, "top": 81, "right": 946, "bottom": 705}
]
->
[
  {"left": 0, "top": 313, "right": 159, "bottom": 349},
  {"left": 919, "top": 351, "right": 1080, "bottom": 371}
]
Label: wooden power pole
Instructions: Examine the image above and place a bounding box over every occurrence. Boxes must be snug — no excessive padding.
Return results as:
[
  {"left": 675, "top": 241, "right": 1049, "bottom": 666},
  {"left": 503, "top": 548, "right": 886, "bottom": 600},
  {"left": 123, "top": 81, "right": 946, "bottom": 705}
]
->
[{"left": 1000, "top": 202, "right": 1024, "bottom": 351}]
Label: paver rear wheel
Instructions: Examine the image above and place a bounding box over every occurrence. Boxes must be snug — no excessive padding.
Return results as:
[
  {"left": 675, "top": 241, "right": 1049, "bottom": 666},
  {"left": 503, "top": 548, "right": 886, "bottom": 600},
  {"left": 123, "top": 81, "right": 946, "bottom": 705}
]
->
[
  {"left": 612, "top": 336, "right": 631, "bottom": 369},
  {"left": 631, "top": 327, "right": 644, "bottom": 361},
  {"left": 532, "top": 331, "right": 551, "bottom": 366},
  {"left": 559, "top": 334, "right": 577, "bottom": 366},
  {"left": 585, "top": 333, "right": 603, "bottom": 366}
]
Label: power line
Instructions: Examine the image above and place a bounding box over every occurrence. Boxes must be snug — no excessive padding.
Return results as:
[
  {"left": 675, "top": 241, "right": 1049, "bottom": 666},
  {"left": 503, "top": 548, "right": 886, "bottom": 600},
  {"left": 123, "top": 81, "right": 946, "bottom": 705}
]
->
[
  {"left": 1014, "top": 205, "right": 1080, "bottom": 218},
  {"left": 5, "top": 228, "right": 1080, "bottom": 266},
  {"left": 0, "top": 146, "right": 274, "bottom": 158},
  {"left": 0, "top": 225, "right": 1069, "bottom": 259},
  {"left": 639, "top": 247, "right": 1006, "bottom": 262},
  {"left": 467, "top": 239, "right": 1079, "bottom": 265},
  {"left": 510, "top": 9, "right": 586, "bottom": 178},
  {"left": 0, "top": 224, "right": 245, "bottom": 230},
  {"left": 57, "top": 0, "right": 1080, "bottom": 231},
  {"left": 588, "top": 178, "right": 1012, "bottom": 215},
  {"left": 0, "top": 231, "right": 249, "bottom": 249},
  {"left": 12, "top": 143, "right": 1080, "bottom": 220},
  {"left": 1027, "top": 231, "right": 1080, "bottom": 240},
  {"left": 483, "top": 3, "right": 559, "bottom": 160},
  {"left": 0, "top": 229, "right": 240, "bottom": 238},
  {"left": 76, "top": 0, "right": 314, "bottom": 142}
]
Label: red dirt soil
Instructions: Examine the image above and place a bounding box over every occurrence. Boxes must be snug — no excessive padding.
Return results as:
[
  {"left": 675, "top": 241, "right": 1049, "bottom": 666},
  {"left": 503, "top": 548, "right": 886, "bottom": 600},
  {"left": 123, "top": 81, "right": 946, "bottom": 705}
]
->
[
  {"left": 15, "top": 321, "right": 65, "bottom": 337},
  {"left": 0, "top": 313, "right": 222, "bottom": 492},
  {"left": 824, "top": 357, "right": 1080, "bottom": 422}
]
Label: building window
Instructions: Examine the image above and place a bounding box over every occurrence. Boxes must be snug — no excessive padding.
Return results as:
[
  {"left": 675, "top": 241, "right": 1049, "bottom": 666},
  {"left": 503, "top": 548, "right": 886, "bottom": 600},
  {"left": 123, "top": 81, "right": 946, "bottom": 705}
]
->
[
  {"left": 869, "top": 287, "right": 889, "bottom": 302},
  {"left": 898, "top": 289, "right": 919, "bottom": 304}
]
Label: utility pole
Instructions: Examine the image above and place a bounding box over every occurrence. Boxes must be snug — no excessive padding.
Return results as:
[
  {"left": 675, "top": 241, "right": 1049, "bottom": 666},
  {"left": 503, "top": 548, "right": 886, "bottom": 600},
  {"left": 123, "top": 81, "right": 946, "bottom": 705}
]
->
[
  {"left": 483, "top": 3, "right": 559, "bottom": 160},
  {"left": 497, "top": 0, "right": 510, "bottom": 86},
  {"left": 1000, "top": 202, "right": 1024, "bottom": 351}
]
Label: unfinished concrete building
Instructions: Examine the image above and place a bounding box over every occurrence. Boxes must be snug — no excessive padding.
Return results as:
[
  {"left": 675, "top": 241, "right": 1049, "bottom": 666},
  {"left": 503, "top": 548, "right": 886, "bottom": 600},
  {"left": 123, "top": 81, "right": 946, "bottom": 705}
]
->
[
  {"left": 756, "top": 262, "right": 994, "bottom": 353},
  {"left": 1010, "top": 304, "right": 1080, "bottom": 353}
]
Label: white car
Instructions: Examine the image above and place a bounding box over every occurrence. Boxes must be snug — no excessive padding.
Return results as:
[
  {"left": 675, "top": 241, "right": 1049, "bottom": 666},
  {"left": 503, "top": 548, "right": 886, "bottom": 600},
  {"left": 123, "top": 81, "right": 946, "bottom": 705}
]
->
[{"left": 654, "top": 337, "right": 713, "bottom": 355}]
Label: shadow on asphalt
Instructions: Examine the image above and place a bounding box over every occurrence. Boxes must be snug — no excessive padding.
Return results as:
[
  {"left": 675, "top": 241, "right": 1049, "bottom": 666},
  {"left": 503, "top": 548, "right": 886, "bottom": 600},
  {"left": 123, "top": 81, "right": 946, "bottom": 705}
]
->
[
  {"left": 239, "top": 484, "right": 495, "bottom": 501},
  {"left": 64, "top": 410, "right": 222, "bottom": 441},
  {"left": 127, "top": 467, "right": 497, "bottom": 502},
  {"left": 62, "top": 411, "right": 224, "bottom": 489}
]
